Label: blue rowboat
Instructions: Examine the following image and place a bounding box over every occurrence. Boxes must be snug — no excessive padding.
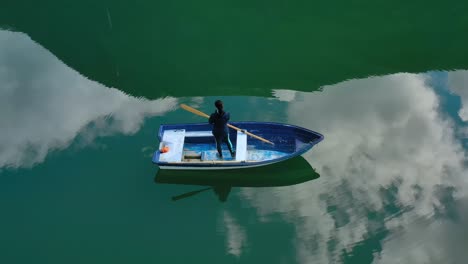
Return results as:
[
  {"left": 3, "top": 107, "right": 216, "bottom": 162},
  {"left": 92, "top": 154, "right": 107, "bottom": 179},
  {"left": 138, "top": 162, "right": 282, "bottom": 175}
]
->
[{"left": 152, "top": 122, "right": 323, "bottom": 170}]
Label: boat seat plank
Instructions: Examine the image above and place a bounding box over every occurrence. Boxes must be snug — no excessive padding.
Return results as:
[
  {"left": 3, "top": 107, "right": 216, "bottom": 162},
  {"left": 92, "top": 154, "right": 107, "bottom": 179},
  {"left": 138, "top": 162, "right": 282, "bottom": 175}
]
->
[
  {"left": 185, "top": 131, "right": 212, "bottom": 137},
  {"left": 236, "top": 131, "right": 247, "bottom": 161},
  {"left": 159, "top": 129, "right": 185, "bottom": 162}
]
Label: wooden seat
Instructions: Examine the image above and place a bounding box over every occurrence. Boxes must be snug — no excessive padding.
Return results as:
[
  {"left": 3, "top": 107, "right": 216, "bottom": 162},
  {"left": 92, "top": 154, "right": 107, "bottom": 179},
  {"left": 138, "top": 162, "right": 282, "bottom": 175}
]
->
[{"left": 183, "top": 151, "right": 202, "bottom": 159}]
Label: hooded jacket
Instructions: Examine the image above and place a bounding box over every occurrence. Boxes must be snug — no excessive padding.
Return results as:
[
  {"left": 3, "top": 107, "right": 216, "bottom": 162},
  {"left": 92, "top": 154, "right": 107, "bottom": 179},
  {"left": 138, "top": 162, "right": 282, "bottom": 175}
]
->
[{"left": 209, "top": 110, "right": 230, "bottom": 135}]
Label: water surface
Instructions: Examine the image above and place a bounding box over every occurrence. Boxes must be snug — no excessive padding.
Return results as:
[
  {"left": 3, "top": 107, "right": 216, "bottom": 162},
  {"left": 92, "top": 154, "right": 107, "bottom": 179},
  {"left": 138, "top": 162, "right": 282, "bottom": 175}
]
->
[{"left": 1, "top": 3, "right": 468, "bottom": 263}]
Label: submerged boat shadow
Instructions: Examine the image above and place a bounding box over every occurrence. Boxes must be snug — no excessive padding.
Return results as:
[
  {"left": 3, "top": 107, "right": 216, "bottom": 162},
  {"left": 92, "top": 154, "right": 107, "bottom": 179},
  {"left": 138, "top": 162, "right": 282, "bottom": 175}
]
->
[{"left": 155, "top": 155, "right": 320, "bottom": 202}]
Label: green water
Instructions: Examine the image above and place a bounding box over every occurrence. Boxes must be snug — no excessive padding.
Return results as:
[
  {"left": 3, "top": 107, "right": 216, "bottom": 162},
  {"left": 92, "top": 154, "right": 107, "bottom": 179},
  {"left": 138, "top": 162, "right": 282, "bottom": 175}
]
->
[{"left": 1, "top": 1, "right": 468, "bottom": 264}]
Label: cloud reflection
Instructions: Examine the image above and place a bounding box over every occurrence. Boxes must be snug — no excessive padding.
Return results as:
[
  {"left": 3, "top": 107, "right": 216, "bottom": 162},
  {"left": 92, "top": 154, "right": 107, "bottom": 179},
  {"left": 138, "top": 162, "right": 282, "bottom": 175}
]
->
[
  {"left": 448, "top": 70, "right": 468, "bottom": 121},
  {"left": 221, "top": 210, "right": 247, "bottom": 258},
  {"left": 243, "top": 73, "right": 468, "bottom": 263},
  {"left": 376, "top": 197, "right": 468, "bottom": 264},
  {"left": 0, "top": 30, "right": 177, "bottom": 169}
]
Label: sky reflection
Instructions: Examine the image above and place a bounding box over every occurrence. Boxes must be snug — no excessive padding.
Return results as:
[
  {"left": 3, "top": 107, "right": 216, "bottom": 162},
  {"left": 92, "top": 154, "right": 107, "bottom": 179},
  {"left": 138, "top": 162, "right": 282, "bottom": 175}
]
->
[
  {"left": 448, "top": 70, "right": 468, "bottom": 122},
  {"left": 243, "top": 72, "right": 468, "bottom": 263},
  {"left": 0, "top": 30, "right": 177, "bottom": 169},
  {"left": 2, "top": 27, "right": 468, "bottom": 264}
]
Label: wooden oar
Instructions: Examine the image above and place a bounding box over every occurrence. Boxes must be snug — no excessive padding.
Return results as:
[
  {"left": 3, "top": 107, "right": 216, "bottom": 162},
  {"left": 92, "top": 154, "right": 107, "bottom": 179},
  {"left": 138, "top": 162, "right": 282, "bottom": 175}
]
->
[{"left": 180, "top": 104, "right": 274, "bottom": 145}]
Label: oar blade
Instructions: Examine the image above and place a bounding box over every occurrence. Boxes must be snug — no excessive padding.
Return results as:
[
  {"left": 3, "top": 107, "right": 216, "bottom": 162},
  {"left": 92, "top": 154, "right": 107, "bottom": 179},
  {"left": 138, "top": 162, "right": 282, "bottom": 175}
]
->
[{"left": 180, "top": 104, "right": 210, "bottom": 118}]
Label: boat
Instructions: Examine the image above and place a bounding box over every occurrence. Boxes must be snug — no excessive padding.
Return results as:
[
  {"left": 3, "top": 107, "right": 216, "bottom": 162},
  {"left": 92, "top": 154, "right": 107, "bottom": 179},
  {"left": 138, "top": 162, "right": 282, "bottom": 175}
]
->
[{"left": 152, "top": 122, "right": 323, "bottom": 170}]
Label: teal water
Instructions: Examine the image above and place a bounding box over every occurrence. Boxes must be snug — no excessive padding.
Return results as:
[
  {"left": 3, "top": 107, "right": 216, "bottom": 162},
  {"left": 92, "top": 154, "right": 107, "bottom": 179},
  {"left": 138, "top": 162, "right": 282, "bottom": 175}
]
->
[{"left": 1, "top": 2, "right": 468, "bottom": 264}]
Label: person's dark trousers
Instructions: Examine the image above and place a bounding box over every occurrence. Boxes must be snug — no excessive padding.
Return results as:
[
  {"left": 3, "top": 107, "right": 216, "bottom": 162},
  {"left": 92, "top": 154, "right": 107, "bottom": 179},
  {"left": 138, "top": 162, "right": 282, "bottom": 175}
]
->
[{"left": 213, "top": 132, "right": 234, "bottom": 157}]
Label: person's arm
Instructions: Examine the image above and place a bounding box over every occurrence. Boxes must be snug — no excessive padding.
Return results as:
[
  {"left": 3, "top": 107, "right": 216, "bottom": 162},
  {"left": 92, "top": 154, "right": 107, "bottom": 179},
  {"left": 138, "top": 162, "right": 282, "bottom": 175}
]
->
[
  {"left": 209, "top": 113, "right": 214, "bottom": 124},
  {"left": 225, "top": 112, "right": 230, "bottom": 122}
]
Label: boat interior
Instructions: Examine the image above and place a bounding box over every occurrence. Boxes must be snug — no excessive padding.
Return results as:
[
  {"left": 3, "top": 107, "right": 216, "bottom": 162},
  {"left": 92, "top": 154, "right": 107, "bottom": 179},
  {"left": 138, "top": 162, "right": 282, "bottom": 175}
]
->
[{"left": 158, "top": 129, "right": 252, "bottom": 163}]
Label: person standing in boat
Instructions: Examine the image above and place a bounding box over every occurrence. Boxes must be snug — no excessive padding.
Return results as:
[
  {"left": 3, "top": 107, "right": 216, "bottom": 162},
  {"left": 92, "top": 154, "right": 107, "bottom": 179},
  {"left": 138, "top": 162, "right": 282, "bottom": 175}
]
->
[{"left": 209, "top": 100, "right": 235, "bottom": 159}]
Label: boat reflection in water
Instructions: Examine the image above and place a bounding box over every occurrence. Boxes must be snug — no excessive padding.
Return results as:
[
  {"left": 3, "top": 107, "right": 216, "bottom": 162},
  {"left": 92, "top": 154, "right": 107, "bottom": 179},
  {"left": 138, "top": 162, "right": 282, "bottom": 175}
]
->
[{"left": 155, "top": 155, "right": 320, "bottom": 202}]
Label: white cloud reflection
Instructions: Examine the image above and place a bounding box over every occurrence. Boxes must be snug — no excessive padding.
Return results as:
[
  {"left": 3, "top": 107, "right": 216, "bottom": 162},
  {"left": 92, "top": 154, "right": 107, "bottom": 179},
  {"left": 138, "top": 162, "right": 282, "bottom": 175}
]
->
[
  {"left": 376, "top": 197, "right": 468, "bottom": 264},
  {"left": 242, "top": 73, "right": 468, "bottom": 263},
  {"left": 448, "top": 70, "right": 468, "bottom": 121},
  {"left": 221, "top": 210, "right": 247, "bottom": 258},
  {"left": 0, "top": 30, "right": 177, "bottom": 169}
]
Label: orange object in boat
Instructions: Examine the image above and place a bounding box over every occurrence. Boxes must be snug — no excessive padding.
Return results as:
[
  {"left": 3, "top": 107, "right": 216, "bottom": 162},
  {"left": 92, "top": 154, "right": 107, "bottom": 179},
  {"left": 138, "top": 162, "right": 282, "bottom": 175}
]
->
[{"left": 161, "top": 146, "right": 170, "bottom": 153}]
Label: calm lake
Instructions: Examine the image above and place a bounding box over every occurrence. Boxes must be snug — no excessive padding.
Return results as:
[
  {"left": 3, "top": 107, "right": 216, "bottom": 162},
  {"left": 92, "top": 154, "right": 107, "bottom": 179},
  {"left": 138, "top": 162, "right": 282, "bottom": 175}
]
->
[{"left": 1, "top": 1, "right": 468, "bottom": 263}]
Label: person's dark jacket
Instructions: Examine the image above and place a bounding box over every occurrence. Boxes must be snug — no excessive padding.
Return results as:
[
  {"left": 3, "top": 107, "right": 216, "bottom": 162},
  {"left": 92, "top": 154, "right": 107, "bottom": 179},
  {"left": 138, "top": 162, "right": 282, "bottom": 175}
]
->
[{"left": 209, "top": 110, "right": 230, "bottom": 135}]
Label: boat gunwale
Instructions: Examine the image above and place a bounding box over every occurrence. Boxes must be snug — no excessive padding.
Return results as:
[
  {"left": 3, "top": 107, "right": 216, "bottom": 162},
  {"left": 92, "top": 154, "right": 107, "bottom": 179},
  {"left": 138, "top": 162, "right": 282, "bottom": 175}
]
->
[{"left": 158, "top": 121, "right": 324, "bottom": 142}]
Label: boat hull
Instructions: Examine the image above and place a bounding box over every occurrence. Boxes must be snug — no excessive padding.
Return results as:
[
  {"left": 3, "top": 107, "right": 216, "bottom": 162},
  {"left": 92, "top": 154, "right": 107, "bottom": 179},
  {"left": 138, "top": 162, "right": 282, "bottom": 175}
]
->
[
  {"left": 155, "top": 156, "right": 320, "bottom": 187},
  {"left": 158, "top": 161, "right": 278, "bottom": 170}
]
